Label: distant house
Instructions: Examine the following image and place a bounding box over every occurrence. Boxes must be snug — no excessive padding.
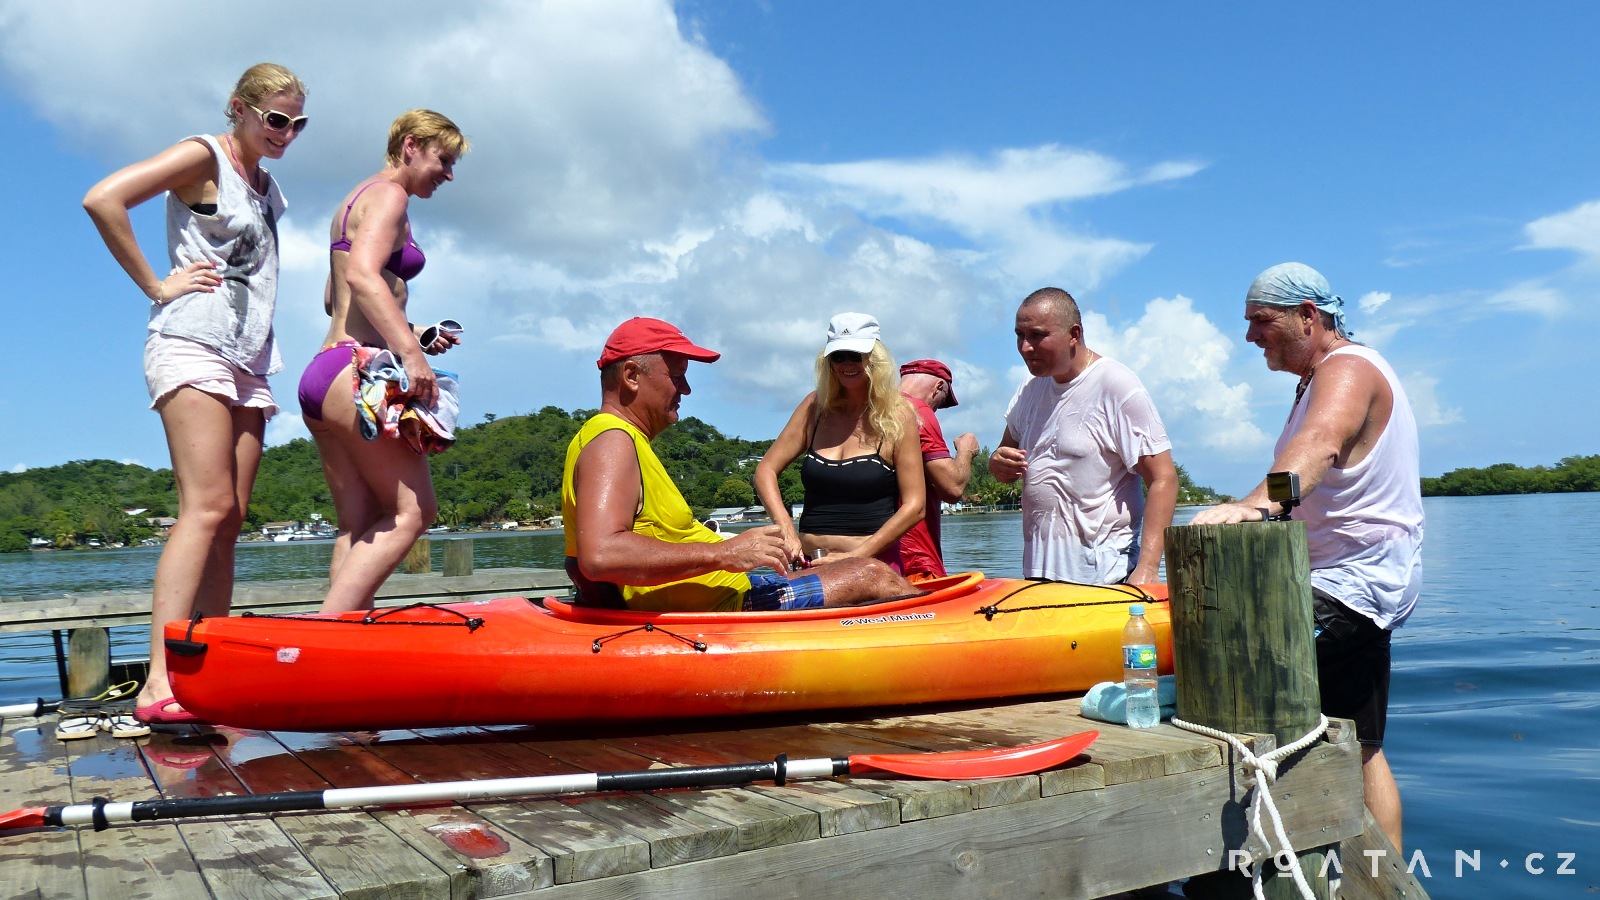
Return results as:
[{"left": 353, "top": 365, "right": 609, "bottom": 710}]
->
[
  {"left": 147, "top": 516, "right": 177, "bottom": 531},
  {"left": 706, "top": 506, "right": 764, "bottom": 524}
]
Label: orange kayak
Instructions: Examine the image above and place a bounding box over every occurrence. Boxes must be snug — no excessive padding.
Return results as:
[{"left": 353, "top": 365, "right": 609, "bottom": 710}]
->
[{"left": 166, "top": 572, "right": 1172, "bottom": 731}]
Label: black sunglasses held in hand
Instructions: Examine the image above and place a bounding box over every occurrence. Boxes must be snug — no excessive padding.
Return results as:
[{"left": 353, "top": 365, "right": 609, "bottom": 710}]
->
[{"left": 248, "top": 104, "right": 309, "bottom": 135}]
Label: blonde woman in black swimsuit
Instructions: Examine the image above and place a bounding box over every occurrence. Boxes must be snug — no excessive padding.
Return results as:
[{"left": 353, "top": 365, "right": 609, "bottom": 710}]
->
[{"left": 755, "top": 313, "right": 925, "bottom": 573}]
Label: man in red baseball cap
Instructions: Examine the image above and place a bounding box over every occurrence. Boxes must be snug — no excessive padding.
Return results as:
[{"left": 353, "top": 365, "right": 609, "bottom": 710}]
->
[
  {"left": 561, "top": 317, "right": 916, "bottom": 612},
  {"left": 897, "top": 359, "right": 979, "bottom": 578}
]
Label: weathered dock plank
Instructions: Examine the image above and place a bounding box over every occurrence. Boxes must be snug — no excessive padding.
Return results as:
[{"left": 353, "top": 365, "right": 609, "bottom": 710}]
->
[
  {"left": 270, "top": 729, "right": 553, "bottom": 899},
  {"left": 519, "top": 730, "right": 1362, "bottom": 900},
  {"left": 0, "top": 715, "right": 83, "bottom": 900},
  {"left": 141, "top": 726, "right": 339, "bottom": 900},
  {"left": 348, "top": 726, "right": 650, "bottom": 885},
  {"left": 522, "top": 736, "right": 742, "bottom": 868},
  {"left": 62, "top": 729, "right": 209, "bottom": 899},
  {"left": 590, "top": 729, "right": 900, "bottom": 838},
  {"left": 221, "top": 728, "right": 452, "bottom": 899},
  {"left": 656, "top": 721, "right": 975, "bottom": 824}
]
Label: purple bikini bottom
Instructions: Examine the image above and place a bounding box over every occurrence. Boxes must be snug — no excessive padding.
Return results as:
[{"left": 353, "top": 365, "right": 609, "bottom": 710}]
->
[{"left": 297, "top": 342, "right": 359, "bottom": 421}]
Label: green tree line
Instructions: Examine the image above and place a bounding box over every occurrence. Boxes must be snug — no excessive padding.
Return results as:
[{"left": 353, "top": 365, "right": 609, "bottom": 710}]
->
[{"left": 1421, "top": 455, "right": 1600, "bottom": 496}]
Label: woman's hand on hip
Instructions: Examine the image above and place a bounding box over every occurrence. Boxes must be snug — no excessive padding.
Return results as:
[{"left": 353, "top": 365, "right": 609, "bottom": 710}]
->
[{"left": 154, "top": 261, "right": 221, "bottom": 304}]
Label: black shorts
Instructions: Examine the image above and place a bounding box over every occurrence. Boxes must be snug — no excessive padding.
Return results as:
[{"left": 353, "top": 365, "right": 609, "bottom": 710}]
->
[{"left": 1312, "top": 587, "right": 1392, "bottom": 747}]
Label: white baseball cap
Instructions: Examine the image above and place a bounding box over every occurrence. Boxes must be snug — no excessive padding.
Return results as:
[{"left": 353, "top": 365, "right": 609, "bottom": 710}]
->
[{"left": 824, "top": 312, "right": 881, "bottom": 355}]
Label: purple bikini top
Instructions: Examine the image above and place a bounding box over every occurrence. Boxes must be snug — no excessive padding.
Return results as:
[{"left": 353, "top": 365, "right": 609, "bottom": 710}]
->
[{"left": 329, "top": 181, "right": 425, "bottom": 281}]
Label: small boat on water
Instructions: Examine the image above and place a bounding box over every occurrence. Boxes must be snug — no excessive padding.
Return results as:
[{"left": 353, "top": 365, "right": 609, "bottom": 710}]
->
[{"left": 165, "top": 572, "right": 1172, "bottom": 731}]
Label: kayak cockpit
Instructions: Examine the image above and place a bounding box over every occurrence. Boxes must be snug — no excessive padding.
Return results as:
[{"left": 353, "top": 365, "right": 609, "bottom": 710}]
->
[{"left": 540, "top": 570, "right": 987, "bottom": 625}]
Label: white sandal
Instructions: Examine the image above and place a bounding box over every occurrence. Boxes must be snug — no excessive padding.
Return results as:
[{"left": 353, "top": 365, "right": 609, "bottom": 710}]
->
[
  {"left": 55, "top": 714, "right": 101, "bottom": 741},
  {"left": 102, "top": 712, "right": 151, "bottom": 739}
]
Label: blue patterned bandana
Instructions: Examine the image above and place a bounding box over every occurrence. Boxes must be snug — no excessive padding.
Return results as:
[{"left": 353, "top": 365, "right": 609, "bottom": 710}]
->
[{"left": 1245, "top": 262, "right": 1353, "bottom": 340}]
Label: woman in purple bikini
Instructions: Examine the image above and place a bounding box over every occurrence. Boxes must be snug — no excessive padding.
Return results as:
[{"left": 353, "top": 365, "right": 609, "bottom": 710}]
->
[
  {"left": 83, "top": 63, "right": 308, "bottom": 725},
  {"left": 298, "top": 109, "right": 469, "bottom": 613}
]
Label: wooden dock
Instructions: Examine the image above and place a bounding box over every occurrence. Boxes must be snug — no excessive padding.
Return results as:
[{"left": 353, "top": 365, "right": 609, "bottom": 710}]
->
[{"left": 0, "top": 692, "right": 1395, "bottom": 899}]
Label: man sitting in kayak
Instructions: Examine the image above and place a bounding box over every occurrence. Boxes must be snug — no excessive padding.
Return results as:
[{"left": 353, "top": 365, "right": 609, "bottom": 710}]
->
[{"left": 562, "top": 317, "right": 919, "bottom": 612}]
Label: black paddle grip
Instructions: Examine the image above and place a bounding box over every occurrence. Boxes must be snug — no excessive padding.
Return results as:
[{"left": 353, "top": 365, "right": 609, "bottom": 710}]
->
[
  {"left": 595, "top": 761, "right": 777, "bottom": 792},
  {"left": 133, "top": 789, "right": 329, "bottom": 822}
]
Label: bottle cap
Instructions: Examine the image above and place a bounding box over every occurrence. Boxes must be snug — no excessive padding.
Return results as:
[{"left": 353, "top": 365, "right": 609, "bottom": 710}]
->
[{"left": 1128, "top": 603, "right": 1145, "bottom": 616}]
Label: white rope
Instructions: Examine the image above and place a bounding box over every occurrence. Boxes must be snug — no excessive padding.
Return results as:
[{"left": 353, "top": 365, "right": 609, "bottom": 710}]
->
[{"left": 1170, "top": 714, "right": 1330, "bottom": 900}]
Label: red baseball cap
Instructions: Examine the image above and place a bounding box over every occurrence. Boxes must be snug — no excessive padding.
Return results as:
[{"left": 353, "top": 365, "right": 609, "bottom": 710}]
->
[
  {"left": 597, "top": 317, "right": 721, "bottom": 369},
  {"left": 899, "top": 358, "right": 957, "bottom": 407}
]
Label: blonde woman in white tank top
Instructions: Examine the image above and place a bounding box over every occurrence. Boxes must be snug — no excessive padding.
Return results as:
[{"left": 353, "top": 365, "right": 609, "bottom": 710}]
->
[{"left": 83, "top": 63, "right": 308, "bottom": 725}]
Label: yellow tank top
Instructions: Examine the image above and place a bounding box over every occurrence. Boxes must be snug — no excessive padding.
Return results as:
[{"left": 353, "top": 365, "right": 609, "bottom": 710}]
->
[{"left": 561, "top": 413, "right": 749, "bottom": 611}]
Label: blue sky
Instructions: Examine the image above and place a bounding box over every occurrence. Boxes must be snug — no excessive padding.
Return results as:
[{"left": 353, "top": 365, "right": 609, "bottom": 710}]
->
[{"left": 2, "top": 1, "right": 1596, "bottom": 494}]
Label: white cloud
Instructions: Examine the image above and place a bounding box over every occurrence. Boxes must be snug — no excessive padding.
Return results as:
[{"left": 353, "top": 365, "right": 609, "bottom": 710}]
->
[
  {"left": 1484, "top": 281, "right": 1567, "bottom": 317},
  {"left": 1524, "top": 199, "right": 1600, "bottom": 258},
  {"left": 0, "top": 0, "right": 766, "bottom": 278},
  {"left": 1092, "top": 296, "right": 1270, "bottom": 454},
  {"left": 1401, "top": 372, "right": 1462, "bottom": 427},
  {"left": 1358, "top": 291, "right": 1390, "bottom": 313},
  {"left": 775, "top": 146, "right": 1201, "bottom": 290},
  {"left": 8, "top": 462, "right": 26, "bottom": 473},
  {"left": 0, "top": 1, "right": 1216, "bottom": 460},
  {"left": 265, "top": 414, "right": 311, "bottom": 448}
]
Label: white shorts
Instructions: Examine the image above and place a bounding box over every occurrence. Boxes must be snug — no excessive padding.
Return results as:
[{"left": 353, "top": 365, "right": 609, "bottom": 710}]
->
[{"left": 144, "top": 332, "right": 278, "bottom": 419}]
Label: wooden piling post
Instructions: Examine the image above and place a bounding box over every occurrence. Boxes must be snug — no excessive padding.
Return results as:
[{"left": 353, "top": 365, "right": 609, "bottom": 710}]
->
[
  {"left": 443, "top": 538, "right": 474, "bottom": 577},
  {"left": 1165, "top": 520, "right": 1330, "bottom": 900},
  {"left": 66, "top": 627, "right": 111, "bottom": 698},
  {"left": 403, "top": 537, "right": 432, "bottom": 574}
]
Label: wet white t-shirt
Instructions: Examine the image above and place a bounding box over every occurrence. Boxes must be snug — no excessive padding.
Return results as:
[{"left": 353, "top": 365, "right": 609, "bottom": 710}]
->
[{"left": 1003, "top": 357, "right": 1170, "bottom": 584}]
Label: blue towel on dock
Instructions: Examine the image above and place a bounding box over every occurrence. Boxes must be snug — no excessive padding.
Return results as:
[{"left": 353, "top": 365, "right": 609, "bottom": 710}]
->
[{"left": 1081, "top": 675, "right": 1177, "bottom": 725}]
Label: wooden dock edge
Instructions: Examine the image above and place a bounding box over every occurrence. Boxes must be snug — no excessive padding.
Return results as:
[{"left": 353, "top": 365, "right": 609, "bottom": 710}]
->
[{"left": 1336, "top": 809, "right": 1432, "bottom": 900}]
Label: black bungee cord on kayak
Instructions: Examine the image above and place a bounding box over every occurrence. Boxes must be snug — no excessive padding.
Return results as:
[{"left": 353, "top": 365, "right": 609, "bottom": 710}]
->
[
  {"left": 973, "top": 580, "right": 1156, "bottom": 622},
  {"left": 166, "top": 603, "right": 486, "bottom": 658},
  {"left": 591, "top": 621, "right": 708, "bottom": 654},
  {"left": 241, "top": 602, "right": 486, "bottom": 630}
]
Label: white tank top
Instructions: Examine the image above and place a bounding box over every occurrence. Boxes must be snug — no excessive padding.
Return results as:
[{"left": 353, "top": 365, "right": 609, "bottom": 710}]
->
[
  {"left": 1275, "top": 345, "right": 1424, "bottom": 628},
  {"left": 147, "top": 134, "right": 286, "bottom": 376}
]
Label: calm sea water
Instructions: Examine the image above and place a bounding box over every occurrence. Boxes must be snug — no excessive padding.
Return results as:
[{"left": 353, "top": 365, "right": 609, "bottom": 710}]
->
[{"left": 2, "top": 495, "right": 1596, "bottom": 896}]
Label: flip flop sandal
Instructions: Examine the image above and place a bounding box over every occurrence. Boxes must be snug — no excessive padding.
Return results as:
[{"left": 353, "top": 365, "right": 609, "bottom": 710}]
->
[
  {"left": 98, "top": 700, "right": 151, "bottom": 739},
  {"left": 55, "top": 714, "right": 102, "bottom": 741},
  {"left": 102, "top": 713, "right": 152, "bottom": 739},
  {"left": 134, "top": 698, "right": 205, "bottom": 726}
]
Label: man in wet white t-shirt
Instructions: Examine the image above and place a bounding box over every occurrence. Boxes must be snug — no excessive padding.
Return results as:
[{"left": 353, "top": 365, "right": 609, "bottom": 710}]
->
[{"left": 988, "top": 287, "right": 1177, "bottom": 586}]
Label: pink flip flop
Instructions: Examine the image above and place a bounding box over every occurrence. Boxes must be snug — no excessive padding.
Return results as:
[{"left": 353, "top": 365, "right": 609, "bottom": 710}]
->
[{"left": 134, "top": 698, "right": 205, "bottom": 725}]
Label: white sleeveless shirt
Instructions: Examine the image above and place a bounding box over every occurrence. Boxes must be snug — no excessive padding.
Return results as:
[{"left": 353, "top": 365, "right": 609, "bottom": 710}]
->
[
  {"left": 1276, "top": 345, "right": 1424, "bottom": 628},
  {"left": 147, "top": 134, "right": 285, "bottom": 376}
]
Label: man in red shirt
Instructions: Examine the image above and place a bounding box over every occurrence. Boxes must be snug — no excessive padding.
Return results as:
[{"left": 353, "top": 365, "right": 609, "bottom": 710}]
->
[{"left": 897, "top": 359, "right": 979, "bottom": 578}]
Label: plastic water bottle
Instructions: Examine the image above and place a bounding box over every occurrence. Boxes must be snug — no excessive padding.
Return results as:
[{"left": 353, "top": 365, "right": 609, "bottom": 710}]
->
[{"left": 1122, "top": 603, "right": 1159, "bottom": 728}]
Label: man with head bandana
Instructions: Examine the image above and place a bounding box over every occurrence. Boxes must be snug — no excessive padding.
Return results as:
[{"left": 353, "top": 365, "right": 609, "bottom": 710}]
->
[{"left": 1193, "top": 262, "right": 1423, "bottom": 853}]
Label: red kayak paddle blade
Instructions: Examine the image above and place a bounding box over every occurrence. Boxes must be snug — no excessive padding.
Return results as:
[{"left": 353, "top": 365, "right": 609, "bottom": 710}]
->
[
  {"left": 848, "top": 731, "right": 1099, "bottom": 779},
  {"left": 0, "top": 807, "right": 50, "bottom": 833}
]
